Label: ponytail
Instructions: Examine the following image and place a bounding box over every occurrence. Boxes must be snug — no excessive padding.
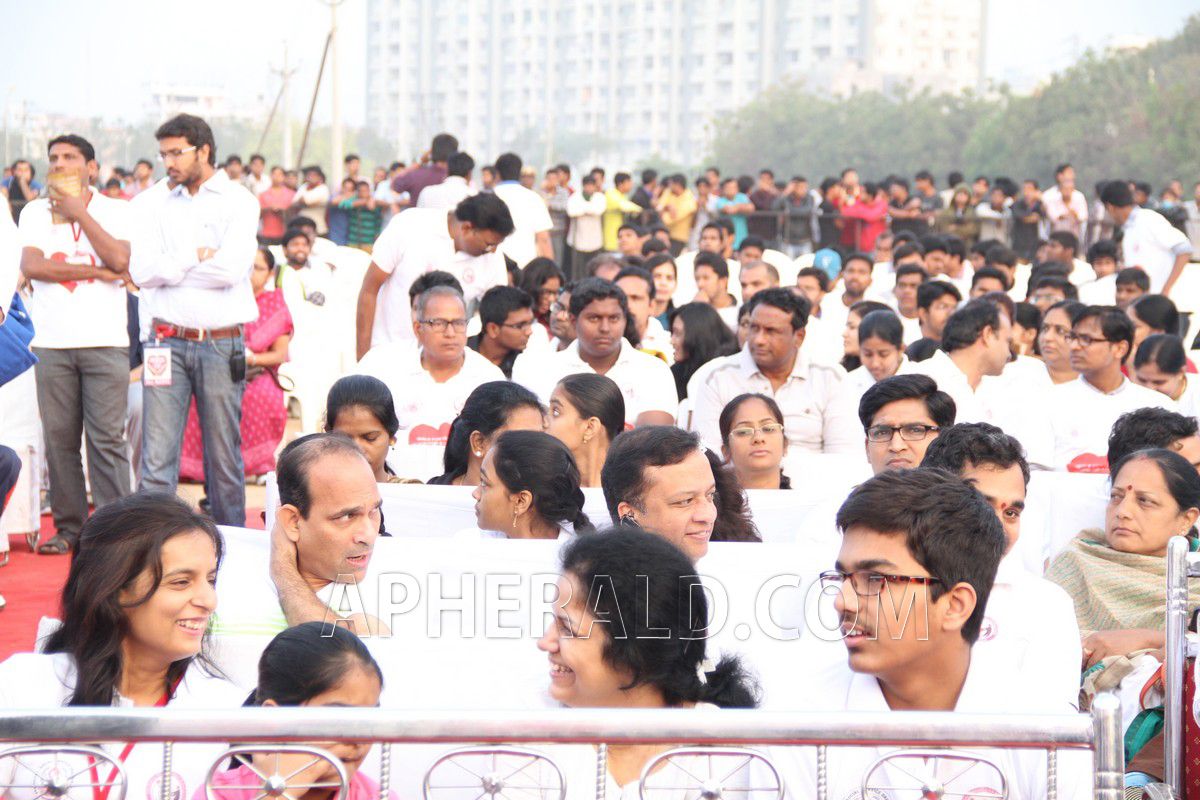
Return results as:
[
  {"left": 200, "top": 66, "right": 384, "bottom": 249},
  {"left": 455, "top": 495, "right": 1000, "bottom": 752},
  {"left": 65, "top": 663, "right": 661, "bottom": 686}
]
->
[
  {"left": 430, "top": 414, "right": 472, "bottom": 484},
  {"left": 697, "top": 655, "right": 760, "bottom": 709}
]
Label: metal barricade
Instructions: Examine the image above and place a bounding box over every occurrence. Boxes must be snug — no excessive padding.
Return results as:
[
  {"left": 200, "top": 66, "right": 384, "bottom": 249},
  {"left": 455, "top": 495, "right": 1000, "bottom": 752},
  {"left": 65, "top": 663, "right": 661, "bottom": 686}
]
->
[
  {"left": 1164, "top": 535, "right": 1200, "bottom": 797},
  {"left": 0, "top": 704, "right": 1123, "bottom": 799}
]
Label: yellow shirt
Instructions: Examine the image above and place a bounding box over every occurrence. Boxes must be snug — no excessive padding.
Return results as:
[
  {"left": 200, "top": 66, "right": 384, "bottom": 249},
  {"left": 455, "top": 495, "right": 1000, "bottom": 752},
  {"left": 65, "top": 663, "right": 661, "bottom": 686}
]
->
[
  {"left": 657, "top": 189, "right": 697, "bottom": 243},
  {"left": 603, "top": 188, "right": 642, "bottom": 251}
]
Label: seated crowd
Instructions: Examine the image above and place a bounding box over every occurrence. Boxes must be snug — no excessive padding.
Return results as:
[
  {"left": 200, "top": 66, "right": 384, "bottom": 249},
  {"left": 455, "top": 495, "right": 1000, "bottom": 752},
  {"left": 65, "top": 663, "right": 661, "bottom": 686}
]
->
[{"left": 4, "top": 118, "right": 1200, "bottom": 799}]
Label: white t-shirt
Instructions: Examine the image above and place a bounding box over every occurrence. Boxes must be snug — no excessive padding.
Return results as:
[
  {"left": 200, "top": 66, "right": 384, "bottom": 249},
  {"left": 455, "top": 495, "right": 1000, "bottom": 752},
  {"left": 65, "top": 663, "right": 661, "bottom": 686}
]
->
[
  {"left": 1077, "top": 273, "right": 1116, "bottom": 306},
  {"left": 803, "top": 313, "right": 845, "bottom": 367},
  {"left": 1048, "top": 375, "right": 1174, "bottom": 470},
  {"left": 512, "top": 338, "right": 677, "bottom": 427},
  {"left": 417, "top": 176, "right": 475, "bottom": 210},
  {"left": 19, "top": 194, "right": 132, "bottom": 348},
  {"left": 492, "top": 181, "right": 553, "bottom": 269},
  {"left": 639, "top": 316, "right": 675, "bottom": 364},
  {"left": 358, "top": 344, "right": 505, "bottom": 480},
  {"left": 369, "top": 208, "right": 507, "bottom": 348},
  {"left": 0, "top": 652, "right": 244, "bottom": 800},
  {"left": 765, "top": 654, "right": 1091, "bottom": 800},
  {"left": 1122, "top": 206, "right": 1193, "bottom": 292}
]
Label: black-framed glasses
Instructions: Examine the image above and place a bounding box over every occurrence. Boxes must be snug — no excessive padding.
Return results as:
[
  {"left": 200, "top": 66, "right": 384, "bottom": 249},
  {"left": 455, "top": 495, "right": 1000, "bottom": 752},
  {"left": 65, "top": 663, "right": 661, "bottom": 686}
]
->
[
  {"left": 1065, "top": 331, "right": 1113, "bottom": 346},
  {"left": 419, "top": 318, "right": 468, "bottom": 333},
  {"left": 501, "top": 320, "right": 535, "bottom": 332},
  {"left": 729, "top": 423, "right": 785, "bottom": 440},
  {"left": 865, "top": 424, "right": 940, "bottom": 443},
  {"left": 818, "top": 569, "right": 943, "bottom": 597}
]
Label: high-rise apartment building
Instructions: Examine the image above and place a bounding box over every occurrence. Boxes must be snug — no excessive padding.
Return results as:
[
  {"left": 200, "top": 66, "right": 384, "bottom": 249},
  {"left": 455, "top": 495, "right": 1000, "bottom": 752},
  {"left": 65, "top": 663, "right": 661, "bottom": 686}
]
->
[{"left": 366, "top": 0, "right": 985, "bottom": 167}]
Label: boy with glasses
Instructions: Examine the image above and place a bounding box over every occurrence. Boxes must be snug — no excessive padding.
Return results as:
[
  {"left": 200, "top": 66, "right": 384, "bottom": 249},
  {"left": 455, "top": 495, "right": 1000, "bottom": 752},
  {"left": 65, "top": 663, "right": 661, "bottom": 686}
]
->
[
  {"left": 467, "top": 285, "right": 535, "bottom": 378},
  {"left": 1049, "top": 304, "right": 1172, "bottom": 471},
  {"left": 769, "top": 469, "right": 1089, "bottom": 799},
  {"left": 356, "top": 286, "right": 503, "bottom": 480}
]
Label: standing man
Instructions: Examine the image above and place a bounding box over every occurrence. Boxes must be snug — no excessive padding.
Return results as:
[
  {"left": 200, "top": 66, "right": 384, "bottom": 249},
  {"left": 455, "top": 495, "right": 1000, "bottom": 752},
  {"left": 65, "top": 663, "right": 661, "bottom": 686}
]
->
[
  {"left": 603, "top": 172, "right": 642, "bottom": 252},
  {"left": 392, "top": 132, "right": 457, "bottom": 206},
  {"left": 126, "top": 159, "right": 156, "bottom": 197},
  {"left": 244, "top": 154, "right": 270, "bottom": 196},
  {"left": 1042, "top": 163, "right": 1088, "bottom": 240},
  {"left": 566, "top": 174, "right": 606, "bottom": 280},
  {"left": 355, "top": 193, "right": 514, "bottom": 359},
  {"left": 292, "top": 165, "right": 330, "bottom": 237},
  {"left": 492, "top": 152, "right": 554, "bottom": 268},
  {"left": 1102, "top": 180, "right": 1193, "bottom": 296},
  {"left": 129, "top": 114, "right": 259, "bottom": 527},
  {"left": 654, "top": 174, "right": 697, "bottom": 256},
  {"left": 774, "top": 176, "right": 818, "bottom": 257},
  {"left": 18, "top": 134, "right": 133, "bottom": 555},
  {"left": 418, "top": 151, "right": 475, "bottom": 210},
  {"left": 257, "top": 165, "right": 294, "bottom": 245}
]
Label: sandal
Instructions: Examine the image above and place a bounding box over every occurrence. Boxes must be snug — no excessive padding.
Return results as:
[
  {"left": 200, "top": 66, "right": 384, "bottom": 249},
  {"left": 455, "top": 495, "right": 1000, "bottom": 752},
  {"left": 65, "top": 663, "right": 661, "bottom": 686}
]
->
[{"left": 37, "top": 534, "right": 73, "bottom": 555}]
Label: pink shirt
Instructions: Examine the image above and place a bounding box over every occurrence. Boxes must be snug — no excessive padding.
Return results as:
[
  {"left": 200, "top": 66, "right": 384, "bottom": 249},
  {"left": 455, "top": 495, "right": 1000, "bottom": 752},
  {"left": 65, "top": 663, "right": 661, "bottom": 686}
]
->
[
  {"left": 199, "top": 763, "right": 398, "bottom": 800},
  {"left": 259, "top": 186, "right": 296, "bottom": 239}
]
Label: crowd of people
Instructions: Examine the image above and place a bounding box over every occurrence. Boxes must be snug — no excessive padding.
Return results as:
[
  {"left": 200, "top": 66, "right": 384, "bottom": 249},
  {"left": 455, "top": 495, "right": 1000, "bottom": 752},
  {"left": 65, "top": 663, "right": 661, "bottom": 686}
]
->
[{"left": 1, "top": 113, "right": 1200, "bottom": 797}]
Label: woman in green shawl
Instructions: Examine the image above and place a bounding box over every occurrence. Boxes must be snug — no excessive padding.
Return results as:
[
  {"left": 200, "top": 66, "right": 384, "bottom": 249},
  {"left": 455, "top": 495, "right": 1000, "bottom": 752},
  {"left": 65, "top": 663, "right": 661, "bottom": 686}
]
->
[{"left": 1047, "top": 447, "right": 1200, "bottom": 669}]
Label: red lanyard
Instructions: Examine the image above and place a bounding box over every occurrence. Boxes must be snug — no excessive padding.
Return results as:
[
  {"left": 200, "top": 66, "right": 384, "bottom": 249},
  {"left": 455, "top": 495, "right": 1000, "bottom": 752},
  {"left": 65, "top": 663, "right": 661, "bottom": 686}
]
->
[
  {"left": 67, "top": 191, "right": 92, "bottom": 245},
  {"left": 88, "top": 678, "right": 178, "bottom": 800}
]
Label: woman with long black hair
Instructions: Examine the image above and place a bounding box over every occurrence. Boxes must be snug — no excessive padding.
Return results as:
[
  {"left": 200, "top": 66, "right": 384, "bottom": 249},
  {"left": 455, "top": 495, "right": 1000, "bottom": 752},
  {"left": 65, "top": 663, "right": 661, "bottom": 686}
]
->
[
  {"left": 427, "top": 381, "right": 545, "bottom": 486},
  {"left": 0, "top": 492, "right": 243, "bottom": 800},
  {"left": 669, "top": 302, "right": 739, "bottom": 400}
]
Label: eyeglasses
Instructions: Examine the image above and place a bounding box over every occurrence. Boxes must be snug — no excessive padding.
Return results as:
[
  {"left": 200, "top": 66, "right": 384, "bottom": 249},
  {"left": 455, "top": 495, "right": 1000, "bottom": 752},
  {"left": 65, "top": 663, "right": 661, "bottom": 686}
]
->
[
  {"left": 865, "top": 423, "right": 940, "bottom": 443},
  {"left": 1065, "top": 332, "right": 1113, "bottom": 347},
  {"left": 818, "top": 569, "right": 943, "bottom": 597},
  {"left": 501, "top": 320, "right": 535, "bottom": 332},
  {"left": 419, "top": 318, "right": 468, "bottom": 333},
  {"left": 729, "top": 423, "right": 785, "bottom": 440},
  {"left": 157, "top": 145, "right": 197, "bottom": 163}
]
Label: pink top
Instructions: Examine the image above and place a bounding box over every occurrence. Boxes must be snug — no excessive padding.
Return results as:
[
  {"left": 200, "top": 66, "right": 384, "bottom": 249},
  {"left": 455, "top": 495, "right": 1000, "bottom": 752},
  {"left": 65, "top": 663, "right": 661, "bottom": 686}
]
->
[{"left": 197, "top": 763, "right": 398, "bottom": 800}]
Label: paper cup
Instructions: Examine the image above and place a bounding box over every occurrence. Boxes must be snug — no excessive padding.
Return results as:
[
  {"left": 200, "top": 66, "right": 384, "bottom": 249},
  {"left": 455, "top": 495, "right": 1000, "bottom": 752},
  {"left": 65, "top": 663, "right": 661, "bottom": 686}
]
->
[{"left": 47, "top": 172, "right": 82, "bottom": 224}]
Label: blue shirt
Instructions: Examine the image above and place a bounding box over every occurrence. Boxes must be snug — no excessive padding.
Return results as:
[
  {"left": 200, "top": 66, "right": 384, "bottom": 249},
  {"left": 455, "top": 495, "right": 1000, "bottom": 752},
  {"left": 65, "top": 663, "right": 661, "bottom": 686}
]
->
[{"left": 716, "top": 193, "right": 750, "bottom": 248}]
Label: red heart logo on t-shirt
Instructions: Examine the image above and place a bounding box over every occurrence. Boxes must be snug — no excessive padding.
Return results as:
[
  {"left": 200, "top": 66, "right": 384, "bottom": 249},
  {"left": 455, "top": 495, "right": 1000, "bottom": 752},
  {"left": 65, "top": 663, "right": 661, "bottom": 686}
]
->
[
  {"left": 147, "top": 355, "right": 168, "bottom": 376},
  {"left": 49, "top": 252, "right": 78, "bottom": 292},
  {"left": 1067, "top": 453, "right": 1109, "bottom": 474},
  {"left": 409, "top": 423, "right": 451, "bottom": 446}
]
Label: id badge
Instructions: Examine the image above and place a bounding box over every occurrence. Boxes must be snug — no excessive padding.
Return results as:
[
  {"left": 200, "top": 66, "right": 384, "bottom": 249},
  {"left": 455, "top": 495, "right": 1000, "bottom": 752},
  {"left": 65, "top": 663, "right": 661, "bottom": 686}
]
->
[{"left": 143, "top": 346, "right": 173, "bottom": 387}]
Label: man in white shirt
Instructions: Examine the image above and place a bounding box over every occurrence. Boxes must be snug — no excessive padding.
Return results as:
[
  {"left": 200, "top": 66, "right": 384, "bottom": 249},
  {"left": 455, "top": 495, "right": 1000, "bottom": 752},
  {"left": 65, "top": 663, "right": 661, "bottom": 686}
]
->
[
  {"left": 693, "top": 250, "right": 740, "bottom": 330},
  {"left": 890, "top": 263, "right": 926, "bottom": 344},
  {"left": 858, "top": 374, "right": 955, "bottom": 474},
  {"left": 736, "top": 259, "right": 779, "bottom": 303},
  {"left": 243, "top": 153, "right": 270, "bottom": 196},
  {"left": 18, "top": 134, "right": 133, "bottom": 554},
  {"left": 820, "top": 251, "right": 884, "bottom": 331},
  {"left": 771, "top": 469, "right": 1088, "bottom": 799},
  {"left": 692, "top": 288, "right": 858, "bottom": 454},
  {"left": 291, "top": 165, "right": 331, "bottom": 236},
  {"left": 1102, "top": 180, "right": 1194, "bottom": 296},
  {"left": 357, "top": 286, "right": 504, "bottom": 480},
  {"left": 1078, "top": 239, "right": 1120, "bottom": 306},
  {"left": 491, "top": 152, "right": 553, "bottom": 268},
  {"left": 1049, "top": 304, "right": 1173, "bottom": 471},
  {"left": 129, "top": 114, "right": 259, "bottom": 526},
  {"left": 417, "top": 151, "right": 475, "bottom": 210},
  {"left": 614, "top": 266, "right": 674, "bottom": 364},
  {"left": 354, "top": 193, "right": 514, "bottom": 360},
  {"left": 921, "top": 422, "right": 1082, "bottom": 707},
  {"left": 566, "top": 174, "right": 606, "bottom": 280},
  {"left": 512, "top": 278, "right": 677, "bottom": 427},
  {"left": 1042, "top": 163, "right": 1088, "bottom": 240}
]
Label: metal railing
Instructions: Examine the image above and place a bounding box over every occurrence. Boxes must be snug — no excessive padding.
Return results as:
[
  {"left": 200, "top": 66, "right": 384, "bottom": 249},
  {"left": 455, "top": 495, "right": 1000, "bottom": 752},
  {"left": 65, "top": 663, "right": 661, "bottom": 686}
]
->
[
  {"left": 1164, "top": 535, "right": 1198, "bottom": 797},
  {"left": 0, "top": 703, "right": 1125, "bottom": 799}
]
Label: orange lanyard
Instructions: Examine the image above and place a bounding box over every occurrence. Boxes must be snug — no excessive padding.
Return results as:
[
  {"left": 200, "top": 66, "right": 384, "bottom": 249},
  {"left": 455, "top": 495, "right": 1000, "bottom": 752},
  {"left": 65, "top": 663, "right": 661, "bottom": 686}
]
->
[{"left": 88, "top": 679, "right": 178, "bottom": 800}]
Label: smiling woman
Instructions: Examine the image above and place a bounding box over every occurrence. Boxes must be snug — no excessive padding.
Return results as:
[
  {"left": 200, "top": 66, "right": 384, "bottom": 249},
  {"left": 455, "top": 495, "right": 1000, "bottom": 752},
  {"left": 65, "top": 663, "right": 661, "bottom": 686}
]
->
[{"left": 0, "top": 492, "right": 245, "bottom": 800}]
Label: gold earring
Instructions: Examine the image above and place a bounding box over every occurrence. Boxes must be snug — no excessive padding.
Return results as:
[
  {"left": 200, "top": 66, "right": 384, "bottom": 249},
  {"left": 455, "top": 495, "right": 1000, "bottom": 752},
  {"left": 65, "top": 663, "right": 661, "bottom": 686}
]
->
[{"left": 512, "top": 510, "right": 519, "bottom": 530}]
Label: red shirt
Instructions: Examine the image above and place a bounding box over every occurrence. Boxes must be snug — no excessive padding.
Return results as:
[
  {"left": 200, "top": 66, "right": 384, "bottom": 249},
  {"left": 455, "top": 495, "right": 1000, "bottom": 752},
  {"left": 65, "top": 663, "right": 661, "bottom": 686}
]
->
[
  {"left": 840, "top": 196, "right": 889, "bottom": 251},
  {"left": 258, "top": 186, "right": 295, "bottom": 239}
]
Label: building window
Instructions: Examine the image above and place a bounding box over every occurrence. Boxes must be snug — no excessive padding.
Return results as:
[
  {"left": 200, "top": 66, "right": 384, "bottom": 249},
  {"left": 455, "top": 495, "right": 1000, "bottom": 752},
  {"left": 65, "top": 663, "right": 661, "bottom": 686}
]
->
[
  {"left": 814, "top": 46, "right": 831, "bottom": 58},
  {"left": 814, "top": 16, "right": 831, "bottom": 31}
]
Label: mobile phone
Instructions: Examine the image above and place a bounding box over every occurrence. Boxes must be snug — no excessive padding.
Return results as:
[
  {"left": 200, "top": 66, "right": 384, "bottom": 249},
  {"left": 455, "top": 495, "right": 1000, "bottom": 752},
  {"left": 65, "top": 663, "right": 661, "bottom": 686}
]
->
[{"left": 230, "top": 348, "right": 246, "bottom": 383}]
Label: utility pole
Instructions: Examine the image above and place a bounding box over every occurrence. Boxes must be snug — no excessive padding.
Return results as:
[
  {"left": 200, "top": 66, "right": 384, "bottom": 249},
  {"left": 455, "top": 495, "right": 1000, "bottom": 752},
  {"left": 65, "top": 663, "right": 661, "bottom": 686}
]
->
[
  {"left": 268, "top": 41, "right": 299, "bottom": 166},
  {"left": 321, "top": 0, "right": 346, "bottom": 184}
]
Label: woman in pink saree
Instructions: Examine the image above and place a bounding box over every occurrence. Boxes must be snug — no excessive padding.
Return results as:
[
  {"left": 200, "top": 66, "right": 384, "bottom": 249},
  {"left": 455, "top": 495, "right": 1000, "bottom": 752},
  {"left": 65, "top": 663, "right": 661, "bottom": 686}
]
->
[{"left": 179, "top": 248, "right": 293, "bottom": 482}]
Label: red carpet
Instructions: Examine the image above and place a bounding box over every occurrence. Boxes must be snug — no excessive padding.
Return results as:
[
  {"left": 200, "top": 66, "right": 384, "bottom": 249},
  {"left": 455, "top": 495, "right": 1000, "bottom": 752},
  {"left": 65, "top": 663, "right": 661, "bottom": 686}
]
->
[{"left": 0, "top": 509, "right": 264, "bottom": 660}]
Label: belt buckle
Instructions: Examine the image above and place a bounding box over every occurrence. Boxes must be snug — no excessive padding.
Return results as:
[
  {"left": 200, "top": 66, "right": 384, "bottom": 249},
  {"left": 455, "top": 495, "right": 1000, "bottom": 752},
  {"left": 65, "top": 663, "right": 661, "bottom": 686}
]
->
[
  {"left": 154, "top": 323, "right": 176, "bottom": 340},
  {"left": 191, "top": 327, "right": 206, "bottom": 342}
]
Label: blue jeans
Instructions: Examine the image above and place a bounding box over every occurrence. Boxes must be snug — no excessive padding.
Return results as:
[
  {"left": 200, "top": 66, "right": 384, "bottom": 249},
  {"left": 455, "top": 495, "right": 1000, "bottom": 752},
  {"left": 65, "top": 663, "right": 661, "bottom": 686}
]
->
[{"left": 139, "top": 335, "right": 245, "bottom": 526}]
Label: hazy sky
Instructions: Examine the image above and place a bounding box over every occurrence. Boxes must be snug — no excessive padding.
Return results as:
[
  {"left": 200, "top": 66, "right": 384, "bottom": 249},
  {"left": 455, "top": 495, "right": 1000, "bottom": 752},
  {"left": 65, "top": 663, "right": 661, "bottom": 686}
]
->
[{"left": 3, "top": 0, "right": 1199, "bottom": 127}]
